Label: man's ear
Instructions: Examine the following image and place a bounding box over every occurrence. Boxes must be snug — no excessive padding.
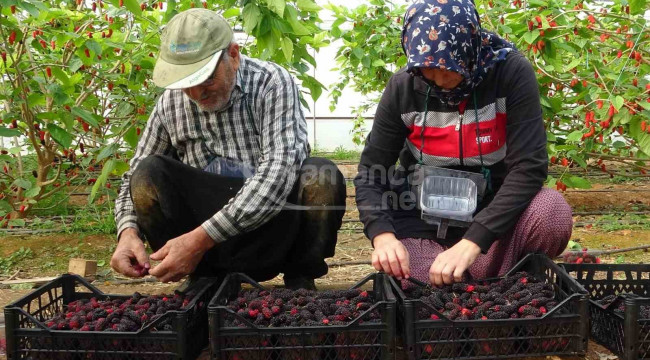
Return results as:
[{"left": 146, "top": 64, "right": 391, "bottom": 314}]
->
[
  {"left": 228, "top": 43, "right": 241, "bottom": 72},
  {"left": 228, "top": 43, "right": 240, "bottom": 62}
]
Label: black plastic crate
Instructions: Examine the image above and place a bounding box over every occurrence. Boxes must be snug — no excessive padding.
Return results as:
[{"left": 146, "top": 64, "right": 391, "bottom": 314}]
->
[
  {"left": 391, "top": 253, "right": 590, "bottom": 360},
  {"left": 3, "top": 274, "right": 220, "bottom": 359},
  {"left": 208, "top": 272, "right": 396, "bottom": 360},
  {"left": 561, "top": 263, "right": 650, "bottom": 360}
]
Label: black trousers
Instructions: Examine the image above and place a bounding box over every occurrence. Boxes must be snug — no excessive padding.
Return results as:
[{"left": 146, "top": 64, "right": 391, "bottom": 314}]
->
[{"left": 129, "top": 155, "right": 346, "bottom": 282}]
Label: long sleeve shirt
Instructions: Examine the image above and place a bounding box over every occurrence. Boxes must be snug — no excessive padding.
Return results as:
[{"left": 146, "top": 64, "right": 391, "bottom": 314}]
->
[{"left": 114, "top": 55, "right": 310, "bottom": 243}]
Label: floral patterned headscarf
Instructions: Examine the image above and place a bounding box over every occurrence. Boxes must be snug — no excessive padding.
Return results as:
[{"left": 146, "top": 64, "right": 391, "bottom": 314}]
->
[{"left": 401, "top": 0, "right": 516, "bottom": 105}]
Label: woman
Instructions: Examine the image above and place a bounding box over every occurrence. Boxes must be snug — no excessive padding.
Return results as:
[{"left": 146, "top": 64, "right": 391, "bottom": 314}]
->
[{"left": 354, "top": 0, "right": 572, "bottom": 286}]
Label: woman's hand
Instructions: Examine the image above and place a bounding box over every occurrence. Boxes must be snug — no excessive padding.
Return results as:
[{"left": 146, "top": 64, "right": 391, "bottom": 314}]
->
[
  {"left": 429, "top": 239, "right": 481, "bottom": 286},
  {"left": 371, "top": 232, "right": 410, "bottom": 280}
]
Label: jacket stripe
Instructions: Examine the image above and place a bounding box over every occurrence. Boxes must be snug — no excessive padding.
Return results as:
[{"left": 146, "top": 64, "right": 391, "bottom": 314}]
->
[
  {"left": 401, "top": 98, "right": 506, "bottom": 128},
  {"left": 404, "top": 98, "right": 507, "bottom": 166}
]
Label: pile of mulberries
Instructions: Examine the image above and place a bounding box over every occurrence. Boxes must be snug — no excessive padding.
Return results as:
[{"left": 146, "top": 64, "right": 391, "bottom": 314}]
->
[
  {"left": 223, "top": 288, "right": 381, "bottom": 327},
  {"left": 405, "top": 271, "right": 558, "bottom": 320},
  {"left": 562, "top": 251, "right": 601, "bottom": 264},
  {"left": 43, "top": 291, "right": 199, "bottom": 332}
]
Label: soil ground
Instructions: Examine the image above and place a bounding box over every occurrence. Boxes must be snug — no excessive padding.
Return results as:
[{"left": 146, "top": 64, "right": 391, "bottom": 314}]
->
[{"left": 0, "top": 166, "right": 648, "bottom": 359}]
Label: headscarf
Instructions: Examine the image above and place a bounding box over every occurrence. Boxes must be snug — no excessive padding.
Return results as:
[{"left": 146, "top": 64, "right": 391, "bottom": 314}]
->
[{"left": 401, "top": 0, "right": 517, "bottom": 105}]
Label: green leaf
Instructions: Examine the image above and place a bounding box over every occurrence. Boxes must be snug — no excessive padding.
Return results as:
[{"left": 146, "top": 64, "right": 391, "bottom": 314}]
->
[
  {"left": 13, "top": 178, "right": 32, "bottom": 190},
  {"left": 18, "top": 1, "right": 39, "bottom": 17},
  {"left": 222, "top": 8, "right": 240, "bottom": 18},
  {"left": 638, "top": 130, "right": 650, "bottom": 157},
  {"left": 52, "top": 90, "right": 71, "bottom": 106},
  {"left": 352, "top": 48, "right": 363, "bottom": 59},
  {"left": 285, "top": 7, "right": 311, "bottom": 36},
  {"left": 24, "top": 186, "right": 41, "bottom": 198},
  {"left": 8, "top": 219, "right": 26, "bottom": 228},
  {"left": 615, "top": 255, "right": 625, "bottom": 264},
  {"left": 123, "top": 126, "right": 139, "bottom": 148},
  {"left": 0, "top": 200, "right": 12, "bottom": 213},
  {"left": 112, "top": 161, "right": 130, "bottom": 176},
  {"left": 281, "top": 37, "right": 293, "bottom": 62},
  {"left": 629, "top": 0, "right": 646, "bottom": 15},
  {"left": 635, "top": 98, "right": 650, "bottom": 111},
  {"left": 242, "top": 3, "right": 261, "bottom": 33},
  {"left": 71, "top": 107, "right": 100, "bottom": 128},
  {"left": 0, "top": 127, "right": 21, "bottom": 137},
  {"left": 265, "top": 0, "right": 285, "bottom": 17},
  {"left": 27, "top": 93, "right": 45, "bottom": 107},
  {"left": 372, "top": 59, "right": 386, "bottom": 67},
  {"left": 296, "top": 0, "right": 321, "bottom": 11},
  {"left": 572, "top": 156, "right": 587, "bottom": 169},
  {"left": 51, "top": 67, "right": 71, "bottom": 87},
  {"left": 90, "top": 159, "right": 115, "bottom": 204},
  {"left": 566, "top": 130, "right": 583, "bottom": 142},
  {"left": 97, "top": 143, "right": 119, "bottom": 162},
  {"left": 85, "top": 40, "right": 102, "bottom": 56},
  {"left": 163, "top": 0, "right": 178, "bottom": 22},
  {"left": 123, "top": 0, "right": 142, "bottom": 16},
  {"left": 97, "top": 260, "right": 106, "bottom": 267},
  {"left": 567, "top": 240, "right": 581, "bottom": 251},
  {"left": 47, "top": 124, "right": 72, "bottom": 149},
  {"left": 523, "top": 29, "right": 539, "bottom": 44},
  {"left": 612, "top": 96, "right": 625, "bottom": 111},
  {"left": 564, "top": 175, "right": 591, "bottom": 189},
  {"left": 69, "top": 58, "right": 83, "bottom": 73}
]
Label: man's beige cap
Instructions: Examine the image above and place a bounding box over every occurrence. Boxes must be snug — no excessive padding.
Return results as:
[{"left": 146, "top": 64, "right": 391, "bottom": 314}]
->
[{"left": 153, "top": 9, "right": 234, "bottom": 89}]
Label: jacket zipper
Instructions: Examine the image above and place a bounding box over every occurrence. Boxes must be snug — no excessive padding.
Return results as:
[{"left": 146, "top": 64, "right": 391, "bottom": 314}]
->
[{"left": 457, "top": 112, "right": 464, "bottom": 166}]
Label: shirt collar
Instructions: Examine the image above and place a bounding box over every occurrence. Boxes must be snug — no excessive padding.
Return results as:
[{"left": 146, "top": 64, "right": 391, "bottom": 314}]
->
[{"left": 234, "top": 55, "right": 247, "bottom": 94}]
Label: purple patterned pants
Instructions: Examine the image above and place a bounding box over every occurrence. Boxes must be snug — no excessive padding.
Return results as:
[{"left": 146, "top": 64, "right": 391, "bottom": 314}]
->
[{"left": 401, "top": 188, "right": 572, "bottom": 284}]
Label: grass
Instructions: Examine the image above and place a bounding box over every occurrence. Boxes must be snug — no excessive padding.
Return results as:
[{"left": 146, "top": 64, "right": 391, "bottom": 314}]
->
[
  {"left": 0, "top": 247, "right": 34, "bottom": 275},
  {"left": 312, "top": 146, "right": 361, "bottom": 161},
  {"left": 594, "top": 213, "right": 650, "bottom": 231},
  {"left": 0, "top": 234, "right": 117, "bottom": 278}
]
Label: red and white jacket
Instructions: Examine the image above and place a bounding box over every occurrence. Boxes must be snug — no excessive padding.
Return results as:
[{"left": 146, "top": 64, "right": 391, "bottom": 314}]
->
[{"left": 355, "top": 52, "right": 548, "bottom": 252}]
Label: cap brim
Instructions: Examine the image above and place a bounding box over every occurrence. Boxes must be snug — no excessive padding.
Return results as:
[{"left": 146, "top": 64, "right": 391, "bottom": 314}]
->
[{"left": 152, "top": 50, "right": 223, "bottom": 89}]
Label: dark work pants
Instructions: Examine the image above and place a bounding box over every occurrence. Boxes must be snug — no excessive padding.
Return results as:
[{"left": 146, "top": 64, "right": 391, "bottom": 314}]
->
[{"left": 129, "top": 155, "right": 346, "bottom": 282}]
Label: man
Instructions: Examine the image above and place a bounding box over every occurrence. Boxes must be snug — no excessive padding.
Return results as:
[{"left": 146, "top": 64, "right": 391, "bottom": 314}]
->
[{"left": 111, "top": 8, "right": 346, "bottom": 290}]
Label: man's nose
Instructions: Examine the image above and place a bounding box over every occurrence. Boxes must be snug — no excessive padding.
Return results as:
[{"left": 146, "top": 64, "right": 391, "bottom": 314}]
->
[{"left": 186, "top": 85, "right": 204, "bottom": 99}]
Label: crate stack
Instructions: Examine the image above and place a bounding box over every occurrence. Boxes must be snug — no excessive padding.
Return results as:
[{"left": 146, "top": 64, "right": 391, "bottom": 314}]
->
[
  {"left": 561, "top": 263, "right": 650, "bottom": 360},
  {"left": 4, "top": 255, "right": 609, "bottom": 360}
]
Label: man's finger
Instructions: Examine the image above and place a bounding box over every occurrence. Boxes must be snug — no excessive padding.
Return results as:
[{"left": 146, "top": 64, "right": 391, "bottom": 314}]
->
[
  {"left": 149, "top": 244, "right": 170, "bottom": 261},
  {"left": 115, "top": 255, "right": 143, "bottom": 278},
  {"left": 133, "top": 246, "right": 150, "bottom": 269},
  {"left": 170, "top": 273, "right": 185, "bottom": 283},
  {"left": 149, "top": 258, "right": 171, "bottom": 279}
]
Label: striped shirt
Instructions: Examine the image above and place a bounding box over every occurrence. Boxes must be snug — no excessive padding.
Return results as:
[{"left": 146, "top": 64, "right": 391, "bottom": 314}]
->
[{"left": 114, "top": 55, "right": 310, "bottom": 243}]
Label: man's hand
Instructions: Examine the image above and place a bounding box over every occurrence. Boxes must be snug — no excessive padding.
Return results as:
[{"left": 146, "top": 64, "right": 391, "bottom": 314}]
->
[
  {"left": 111, "top": 228, "right": 150, "bottom": 278},
  {"left": 429, "top": 239, "right": 481, "bottom": 287},
  {"left": 371, "top": 232, "right": 410, "bottom": 280},
  {"left": 148, "top": 226, "right": 215, "bottom": 283}
]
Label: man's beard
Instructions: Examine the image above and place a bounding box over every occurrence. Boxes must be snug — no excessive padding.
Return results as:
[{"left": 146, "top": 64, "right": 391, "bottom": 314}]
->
[{"left": 191, "top": 66, "right": 237, "bottom": 112}]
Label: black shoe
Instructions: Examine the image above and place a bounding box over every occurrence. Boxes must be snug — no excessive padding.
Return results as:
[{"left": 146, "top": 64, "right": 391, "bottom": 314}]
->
[{"left": 284, "top": 276, "right": 317, "bottom": 291}]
